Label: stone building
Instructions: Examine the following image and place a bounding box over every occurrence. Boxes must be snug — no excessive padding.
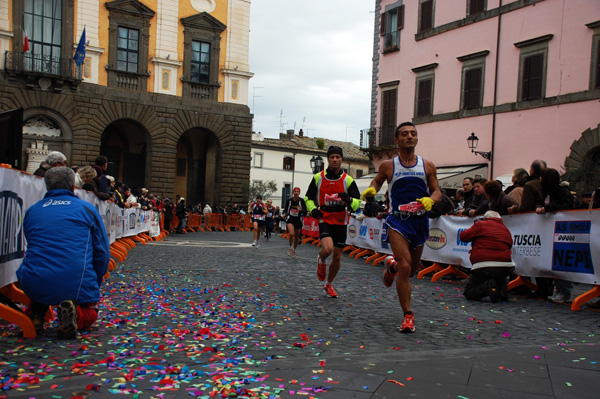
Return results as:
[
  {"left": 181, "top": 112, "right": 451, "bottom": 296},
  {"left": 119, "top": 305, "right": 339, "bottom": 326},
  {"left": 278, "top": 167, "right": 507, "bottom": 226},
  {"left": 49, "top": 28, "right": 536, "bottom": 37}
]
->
[{"left": 0, "top": 0, "right": 253, "bottom": 206}]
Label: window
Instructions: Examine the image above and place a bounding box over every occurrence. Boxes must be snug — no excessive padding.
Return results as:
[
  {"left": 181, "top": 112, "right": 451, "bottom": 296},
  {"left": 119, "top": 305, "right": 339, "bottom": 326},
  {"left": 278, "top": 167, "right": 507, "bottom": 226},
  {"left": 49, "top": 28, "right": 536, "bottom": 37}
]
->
[
  {"left": 458, "top": 50, "right": 488, "bottom": 110},
  {"left": 418, "top": 0, "right": 434, "bottom": 33},
  {"left": 462, "top": 67, "right": 483, "bottom": 109},
  {"left": 589, "top": 22, "right": 600, "bottom": 90},
  {"left": 595, "top": 37, "right": 600, "bottom": 89},
  {"left": 117, "top": 27, "right": 139, "bottom": 73},
  {"left": 191, "top": 40, "right": 211, "bottom": 83},
  {"left": 521, "top": 54, "right": 544, "bottom": 100},
  {"left": 380, "top": 5, "right": 404, "bottom": 53},
  {"left": 515, "top": 35, "right": 552, "bottom": 102},
  {"left": 468, "top": 0, "right": 486, "bottom": 16},
  {"left": 105, "top": 0, "right": 154, "bottom": 91},
  {"left": 283, "top": 156, "right": 295, "bottom": 170},
  {"left": 412, "top": 63, "right": 437, "bottom": 118},
  {"left": 381, "top": 88, "right": 398, "bottom": 146},
  {"left": 253, "top": 152, "right": 263, "bottom": 168},
  {"left": 23, "top": 0, "right": 63, "bottom": 74},
  {"left": 416, "top": 78, "right": 433, "bottom": 116},
  {"left": 181, "top": 13, "right": 226, "bottom": 100}
]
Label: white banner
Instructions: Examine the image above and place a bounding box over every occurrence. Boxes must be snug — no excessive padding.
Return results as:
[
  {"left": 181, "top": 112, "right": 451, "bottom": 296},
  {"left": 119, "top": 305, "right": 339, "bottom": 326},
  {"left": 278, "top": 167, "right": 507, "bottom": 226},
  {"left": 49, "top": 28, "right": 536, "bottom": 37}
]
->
[
  {"left": 346, "top": 211, "right": 600, "bottom": 285},
  {"left": 0, "top": 167, "right": 152, "bottom": 288}
]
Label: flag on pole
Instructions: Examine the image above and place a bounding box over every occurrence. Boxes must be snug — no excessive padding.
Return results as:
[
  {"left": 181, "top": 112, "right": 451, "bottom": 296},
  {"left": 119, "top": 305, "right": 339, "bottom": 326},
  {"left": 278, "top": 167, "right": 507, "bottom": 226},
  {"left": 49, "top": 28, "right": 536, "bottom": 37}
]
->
[
  {"left": 73, "top": 27, "right": 86, "bottom": 66},
  {"left": 23, "top": 29, "right": 30, "bottom": 52}
]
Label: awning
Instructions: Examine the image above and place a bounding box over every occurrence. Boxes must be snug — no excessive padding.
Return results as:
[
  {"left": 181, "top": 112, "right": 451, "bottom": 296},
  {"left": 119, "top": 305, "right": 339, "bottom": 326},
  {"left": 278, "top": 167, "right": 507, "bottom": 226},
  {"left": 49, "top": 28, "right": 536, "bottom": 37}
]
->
[{"left": 437, "top": 164, "right": 488, "bottom": 190}]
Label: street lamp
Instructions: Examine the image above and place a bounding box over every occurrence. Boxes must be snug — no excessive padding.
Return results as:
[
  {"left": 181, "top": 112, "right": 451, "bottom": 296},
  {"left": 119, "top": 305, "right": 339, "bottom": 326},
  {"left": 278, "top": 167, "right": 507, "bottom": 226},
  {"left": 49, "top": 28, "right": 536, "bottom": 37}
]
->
[
  {"left": 467, "top": 132, "right": 492, "bottom": 161},
  {"left": 310, "top": 155, "right": 324, "bottom": 174}
]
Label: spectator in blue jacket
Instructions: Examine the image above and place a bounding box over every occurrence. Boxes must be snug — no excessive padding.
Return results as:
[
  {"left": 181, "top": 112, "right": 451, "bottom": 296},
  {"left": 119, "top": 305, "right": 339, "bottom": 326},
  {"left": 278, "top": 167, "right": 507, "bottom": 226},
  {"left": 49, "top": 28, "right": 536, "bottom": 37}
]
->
[{"left": 17, "top": 167, "right": 110, "bottom": 339}]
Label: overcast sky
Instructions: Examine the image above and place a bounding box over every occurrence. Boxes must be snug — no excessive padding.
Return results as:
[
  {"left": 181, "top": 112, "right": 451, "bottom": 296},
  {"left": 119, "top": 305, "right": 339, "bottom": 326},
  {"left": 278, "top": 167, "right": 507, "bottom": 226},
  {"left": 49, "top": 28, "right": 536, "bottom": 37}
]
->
[{"left": 248, "top": 1, "right": 375, "bottom": 146}]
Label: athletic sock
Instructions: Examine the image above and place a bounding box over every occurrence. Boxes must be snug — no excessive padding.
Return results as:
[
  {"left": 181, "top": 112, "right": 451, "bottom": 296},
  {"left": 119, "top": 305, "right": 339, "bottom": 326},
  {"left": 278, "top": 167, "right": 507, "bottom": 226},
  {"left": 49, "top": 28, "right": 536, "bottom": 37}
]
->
[{"left": 403, "top": 311, "right": 413, "bottom": 316}]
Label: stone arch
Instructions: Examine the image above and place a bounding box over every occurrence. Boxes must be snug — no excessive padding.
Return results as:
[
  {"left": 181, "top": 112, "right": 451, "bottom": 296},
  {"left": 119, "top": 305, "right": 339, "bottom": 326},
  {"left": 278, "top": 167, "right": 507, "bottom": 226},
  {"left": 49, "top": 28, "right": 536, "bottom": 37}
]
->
[
  {"left": 101, "top": 118, "right": 152, "bottom": 190},
  {"left": 171, "top": 110, "right": 225, "bottom": 206},
  {"left": 564, "top": 124, "right": 600, "bottom": 193},
  {"left": 564, "top": 124, "right": 600, "bottom": 170},
  {"left": 21, "top": 107, "right": 74, "bottom": 173}
]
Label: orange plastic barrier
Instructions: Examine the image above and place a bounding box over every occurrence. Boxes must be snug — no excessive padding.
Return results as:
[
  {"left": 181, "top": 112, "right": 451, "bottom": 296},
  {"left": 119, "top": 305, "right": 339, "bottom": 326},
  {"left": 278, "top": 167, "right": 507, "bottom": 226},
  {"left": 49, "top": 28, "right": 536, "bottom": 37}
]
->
[
  {"left": 226, "top": 214, "right": 240, "bottom": 231},
  {"left": 241, "top": 214, "right": 253, "bottom": 231},
  {"left": 205, "top": 213, "right": 227, "bottom": 232}
]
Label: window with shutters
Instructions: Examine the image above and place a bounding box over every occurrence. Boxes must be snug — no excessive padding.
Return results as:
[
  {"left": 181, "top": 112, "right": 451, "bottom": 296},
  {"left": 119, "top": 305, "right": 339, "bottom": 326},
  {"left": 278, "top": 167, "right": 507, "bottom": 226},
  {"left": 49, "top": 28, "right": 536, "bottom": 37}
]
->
[
  {"left": 515, "top": 35, "right": 552, "bottom": 102},
  {"left": 412, "top": 63, "right": 437, "bottom": 118},
  {"left": 418, "top": 0, "right": 434, "bottom": 33},
  {"left": 416, "top": 78, "right": 433, "bottom": 117},
  {"left": 457, "top": 51, "right": 488, "bottom": 110},
  {"left": 590, "top": 31, "right": 600, "bottom": 90},
  {"left": 467, "top": 0, "right": 486, "bottom": 16},
  {"left": 380, "top": 4, "right": 404, "bottom": 53},
  {"left": 462, "top": 67, "right": 483, "bottom": 109},
  {"left": 381, "top": 88, "right": 398, "bottom": 146},
  {"left": 283, "top": 156, "right": 295, "bottom": 171}
]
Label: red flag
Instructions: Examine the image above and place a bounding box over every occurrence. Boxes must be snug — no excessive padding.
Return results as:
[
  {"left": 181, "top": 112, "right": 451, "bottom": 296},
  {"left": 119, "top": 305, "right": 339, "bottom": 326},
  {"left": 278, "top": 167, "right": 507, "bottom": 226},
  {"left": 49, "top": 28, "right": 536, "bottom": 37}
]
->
[{"left": 23, "top": 29, "right": 30, "bottom": 52}]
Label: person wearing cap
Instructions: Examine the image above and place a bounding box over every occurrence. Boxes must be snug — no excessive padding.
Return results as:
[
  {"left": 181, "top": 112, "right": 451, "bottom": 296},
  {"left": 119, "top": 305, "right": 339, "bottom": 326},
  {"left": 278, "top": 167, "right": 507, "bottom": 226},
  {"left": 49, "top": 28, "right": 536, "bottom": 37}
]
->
[
  {"left": 305, "top": 145, "right": 361, "bottom": 298},
  {"left": 250, "top": 194, "right": 268, "bottom": 247},
  {"left": 364, "top": 122, "right": 441, "bottom": 333},
  {"left": 282, "top": 187, "right": 307, "bottom": 258}
]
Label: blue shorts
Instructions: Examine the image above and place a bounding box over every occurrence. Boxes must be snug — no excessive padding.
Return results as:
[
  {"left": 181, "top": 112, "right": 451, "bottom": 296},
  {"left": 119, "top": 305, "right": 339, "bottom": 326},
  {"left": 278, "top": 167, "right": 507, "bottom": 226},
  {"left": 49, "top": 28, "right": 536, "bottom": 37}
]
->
[{"left": 386, "top": 214, "right": 429, "bottom": 249}]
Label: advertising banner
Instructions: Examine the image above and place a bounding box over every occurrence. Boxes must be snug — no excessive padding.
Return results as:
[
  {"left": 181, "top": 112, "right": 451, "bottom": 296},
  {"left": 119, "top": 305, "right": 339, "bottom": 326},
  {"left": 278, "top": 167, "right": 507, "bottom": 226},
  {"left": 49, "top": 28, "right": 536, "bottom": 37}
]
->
[
  {"left": 0, "top": 167, "right": 152, "bottom": 288},
  {"left": 347, "top": 211, "right": 599, "bottom": 285}
]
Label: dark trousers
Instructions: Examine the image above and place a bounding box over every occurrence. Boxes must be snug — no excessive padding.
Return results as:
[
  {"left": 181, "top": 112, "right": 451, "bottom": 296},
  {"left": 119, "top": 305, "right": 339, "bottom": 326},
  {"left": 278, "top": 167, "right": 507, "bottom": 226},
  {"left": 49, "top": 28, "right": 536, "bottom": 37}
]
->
[
  {"left": 164, "top": 218, "right": 171, "bottom": 231},
  {"left": 464, "top": 266, "right": 515, "bottom": 300}
]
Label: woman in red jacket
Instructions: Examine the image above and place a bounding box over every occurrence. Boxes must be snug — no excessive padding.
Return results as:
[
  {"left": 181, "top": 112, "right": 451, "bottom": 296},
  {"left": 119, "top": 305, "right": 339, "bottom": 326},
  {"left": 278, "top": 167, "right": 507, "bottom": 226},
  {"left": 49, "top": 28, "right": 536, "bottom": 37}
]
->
[{"left": 459, "top": 210, "right": 515, "bottom": 303}]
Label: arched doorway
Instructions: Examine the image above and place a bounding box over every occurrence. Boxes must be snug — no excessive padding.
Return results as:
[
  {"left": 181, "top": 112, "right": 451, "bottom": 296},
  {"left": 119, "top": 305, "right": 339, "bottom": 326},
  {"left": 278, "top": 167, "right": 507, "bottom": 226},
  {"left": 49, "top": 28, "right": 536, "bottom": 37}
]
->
[
  {"left": 175, "top": 128, "right": 220, "bottom": 207},
  {"left": 100, "top": 119, "right": 150, "bottom": 190}
]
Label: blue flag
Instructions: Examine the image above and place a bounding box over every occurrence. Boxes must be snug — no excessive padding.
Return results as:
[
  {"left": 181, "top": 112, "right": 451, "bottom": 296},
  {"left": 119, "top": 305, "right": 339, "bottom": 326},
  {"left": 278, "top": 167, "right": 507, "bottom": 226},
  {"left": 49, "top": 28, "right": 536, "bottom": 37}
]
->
[{"left": 73, "top": 28, "right": 86, "bottom": 66}]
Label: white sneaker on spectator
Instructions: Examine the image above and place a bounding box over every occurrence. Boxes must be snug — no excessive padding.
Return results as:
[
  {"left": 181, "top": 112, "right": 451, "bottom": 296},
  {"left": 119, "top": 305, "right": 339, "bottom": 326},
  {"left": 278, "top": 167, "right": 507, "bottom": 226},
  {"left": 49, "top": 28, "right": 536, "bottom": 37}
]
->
[{"left": 549, "top": 292, "right": 570, "bottom": 303}]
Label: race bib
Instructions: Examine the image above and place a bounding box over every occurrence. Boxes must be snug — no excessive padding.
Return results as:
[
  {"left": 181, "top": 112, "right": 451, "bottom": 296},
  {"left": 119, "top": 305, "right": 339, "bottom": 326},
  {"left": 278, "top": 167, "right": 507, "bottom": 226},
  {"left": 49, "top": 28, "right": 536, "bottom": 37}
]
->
[
  {"left": 290, "top": 208, "right": 299, "bottom": 217},
  {"left": 324, "top": 193, "right": 343, "bottom": 207}
]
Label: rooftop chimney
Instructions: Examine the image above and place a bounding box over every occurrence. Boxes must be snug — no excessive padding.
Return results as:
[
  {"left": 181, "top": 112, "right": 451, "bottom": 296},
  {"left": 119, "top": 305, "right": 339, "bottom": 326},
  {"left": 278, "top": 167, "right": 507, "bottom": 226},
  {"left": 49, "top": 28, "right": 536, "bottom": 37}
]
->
[{"left": 298, "top": 129, "right": 304, "bottom": 137}]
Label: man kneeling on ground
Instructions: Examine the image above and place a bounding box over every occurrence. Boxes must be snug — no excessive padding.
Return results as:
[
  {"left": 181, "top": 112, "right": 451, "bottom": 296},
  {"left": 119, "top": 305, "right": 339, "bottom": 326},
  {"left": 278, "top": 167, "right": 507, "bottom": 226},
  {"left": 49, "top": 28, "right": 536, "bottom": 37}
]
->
[
  {"left": 17, "top": 167, "right": 110, "bottom": 339},
  {"left": 459, "top": 210, "right": 515, "bottom": 303}
]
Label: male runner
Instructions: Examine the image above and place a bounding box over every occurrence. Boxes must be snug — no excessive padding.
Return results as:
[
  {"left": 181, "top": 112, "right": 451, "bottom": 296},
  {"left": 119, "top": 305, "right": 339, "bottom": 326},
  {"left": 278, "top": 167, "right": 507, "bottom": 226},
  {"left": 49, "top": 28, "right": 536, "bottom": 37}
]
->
[
  {"left": 305, "top": 146, "right": 361, "bottom": 298},
  {"left": 363, "top": 122, "right": 441, "bottom": 332},
  {"left": 250, "top": 194, "right": 268, "bottom": 247},
  {"left": 282, "top": 187, "right": 307, "bottom": 258}
]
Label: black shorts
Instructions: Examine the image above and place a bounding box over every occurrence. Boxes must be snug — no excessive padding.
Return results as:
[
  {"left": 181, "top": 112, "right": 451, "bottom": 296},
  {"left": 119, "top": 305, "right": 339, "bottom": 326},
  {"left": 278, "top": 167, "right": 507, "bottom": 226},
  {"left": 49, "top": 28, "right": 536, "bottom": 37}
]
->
[
  {"left": 252, "top": 218, "right": 265, "bottom": 228},
  {"left": 287, "top": 216, "right": 303, "bottom": 230},
  {"left": 319, "top": 223, "right": 347, "bottom": 248}
]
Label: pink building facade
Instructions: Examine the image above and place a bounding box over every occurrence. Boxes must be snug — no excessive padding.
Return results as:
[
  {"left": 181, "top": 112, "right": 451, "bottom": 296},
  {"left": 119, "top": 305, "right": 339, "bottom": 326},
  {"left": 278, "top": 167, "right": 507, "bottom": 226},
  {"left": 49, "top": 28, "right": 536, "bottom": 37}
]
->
[{"left": 368, "top": 0, "right": 600, "bottom": 189}]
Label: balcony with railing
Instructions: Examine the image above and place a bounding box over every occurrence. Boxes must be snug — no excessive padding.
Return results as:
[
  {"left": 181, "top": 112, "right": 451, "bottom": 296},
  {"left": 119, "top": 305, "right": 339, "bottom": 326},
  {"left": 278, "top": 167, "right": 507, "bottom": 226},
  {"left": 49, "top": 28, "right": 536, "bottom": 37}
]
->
[
  {"left": 4, "top": 51, "right": 83, "bottom": 91},
  {"left": 105, "top": 68, "right": 149, "bottom": 92},
  {"left": 360, "top": 126, "right": 399, "bottom": 159},
  {"left": 181, "top": 79, "right": 220, "bottom": 101}
]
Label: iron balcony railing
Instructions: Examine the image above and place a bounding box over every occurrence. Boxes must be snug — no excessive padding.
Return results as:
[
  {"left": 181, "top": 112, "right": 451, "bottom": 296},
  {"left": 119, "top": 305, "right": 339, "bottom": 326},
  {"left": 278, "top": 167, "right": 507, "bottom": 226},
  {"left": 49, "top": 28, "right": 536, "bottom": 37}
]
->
[
  {"left": 4, "top": 51, "right": 83, "bottom": 81},
  {"left": 360, "top": 127, "right": 396, "bottom": 150}
]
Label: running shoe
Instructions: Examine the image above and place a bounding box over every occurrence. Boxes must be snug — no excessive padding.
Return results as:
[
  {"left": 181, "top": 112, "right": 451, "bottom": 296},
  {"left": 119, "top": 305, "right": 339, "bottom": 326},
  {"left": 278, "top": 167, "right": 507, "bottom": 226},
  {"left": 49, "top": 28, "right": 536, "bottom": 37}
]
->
[
  {"left": 324, "top": 284, "right": 338, "bottom": 298},
  {"left": 252, "top": 241, "right": 256, "bottom": 247},
  {"left": 291, "top": 249, "right": 296, "bottom": 259},
  {"left": 287, "top": 248, "right": 293, "bottom": 256},
  {"left": 57, "top": 300, "right": 77, "bottom": 339},
  {"left": 317, "top": 256, "right": 327, "bottom": 281},
  {"left": 549, "top": 292, "right": 570, "bottom": 303},
  {"left": 399, "top": 313, "right": 415, "bottom": 333},
  {"left": 382, "top": 257, "right": 397, "bottom": 287}
]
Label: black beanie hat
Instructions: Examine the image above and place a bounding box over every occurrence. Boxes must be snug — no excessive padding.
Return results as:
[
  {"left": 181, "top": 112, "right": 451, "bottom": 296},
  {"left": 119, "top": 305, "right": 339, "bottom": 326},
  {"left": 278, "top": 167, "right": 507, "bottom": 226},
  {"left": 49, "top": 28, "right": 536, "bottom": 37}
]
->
[{"left": 327, "top": 145, "right": 343, "bottom": 158}]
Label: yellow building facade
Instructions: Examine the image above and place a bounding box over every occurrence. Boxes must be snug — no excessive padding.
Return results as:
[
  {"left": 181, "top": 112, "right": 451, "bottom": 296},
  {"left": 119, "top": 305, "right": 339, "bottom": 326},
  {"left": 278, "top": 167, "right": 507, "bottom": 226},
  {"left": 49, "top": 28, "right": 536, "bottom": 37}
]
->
[{"left": 0, "top": 0, "right": 253, "bottom": 206}]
